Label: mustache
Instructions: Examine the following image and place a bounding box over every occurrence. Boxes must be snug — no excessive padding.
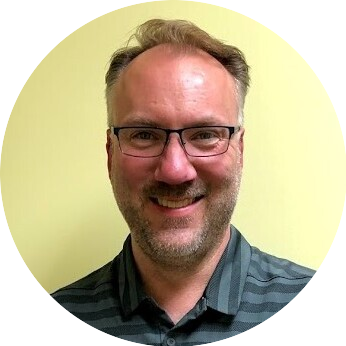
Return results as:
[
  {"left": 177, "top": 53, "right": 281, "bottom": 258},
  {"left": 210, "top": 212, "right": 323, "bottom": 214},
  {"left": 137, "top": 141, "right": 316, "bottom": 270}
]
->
[{"left": 143, "top": 181, "right": 208, "bottom": 198}]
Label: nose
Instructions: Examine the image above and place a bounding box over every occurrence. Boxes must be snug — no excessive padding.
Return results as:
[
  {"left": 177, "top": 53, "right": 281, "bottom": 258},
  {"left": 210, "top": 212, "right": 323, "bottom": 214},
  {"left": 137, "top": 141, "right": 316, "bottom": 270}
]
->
[{"left": 154, "top": 135, "right": 197, "bottom": 185}]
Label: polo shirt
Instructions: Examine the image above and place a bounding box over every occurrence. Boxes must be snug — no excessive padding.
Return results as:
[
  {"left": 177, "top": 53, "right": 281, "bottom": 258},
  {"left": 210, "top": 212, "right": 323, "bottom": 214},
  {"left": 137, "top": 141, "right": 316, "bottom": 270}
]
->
[{"left": 52, "top": 225, "right": 315, "bottom": 345}]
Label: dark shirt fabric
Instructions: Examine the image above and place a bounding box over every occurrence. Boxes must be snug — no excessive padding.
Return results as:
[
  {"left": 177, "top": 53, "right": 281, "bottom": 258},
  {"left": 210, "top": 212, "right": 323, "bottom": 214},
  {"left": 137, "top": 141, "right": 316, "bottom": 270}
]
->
[{"left": 52, "top": 226, "right": 315, "bottom": 345}]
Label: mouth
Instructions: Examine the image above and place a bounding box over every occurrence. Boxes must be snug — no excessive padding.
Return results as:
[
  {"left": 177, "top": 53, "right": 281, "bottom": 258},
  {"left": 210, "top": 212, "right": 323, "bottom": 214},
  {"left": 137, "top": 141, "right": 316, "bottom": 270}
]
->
[{"left": 150, "top": 196, "right": 204, "bottom": 209}]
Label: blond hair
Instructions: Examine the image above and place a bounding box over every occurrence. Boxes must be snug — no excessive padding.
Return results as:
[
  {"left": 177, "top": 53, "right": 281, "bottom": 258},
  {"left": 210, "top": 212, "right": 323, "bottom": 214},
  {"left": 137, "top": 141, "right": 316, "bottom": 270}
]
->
[{"left": 105, "top": 19, "right": 250, "bottom": 126}]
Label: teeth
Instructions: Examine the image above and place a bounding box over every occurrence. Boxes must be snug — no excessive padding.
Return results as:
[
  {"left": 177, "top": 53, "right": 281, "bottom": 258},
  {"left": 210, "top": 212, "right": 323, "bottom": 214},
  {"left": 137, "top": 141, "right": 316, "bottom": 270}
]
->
[{"left": 157, "top": 198, "right": 194, "bottom": 209}]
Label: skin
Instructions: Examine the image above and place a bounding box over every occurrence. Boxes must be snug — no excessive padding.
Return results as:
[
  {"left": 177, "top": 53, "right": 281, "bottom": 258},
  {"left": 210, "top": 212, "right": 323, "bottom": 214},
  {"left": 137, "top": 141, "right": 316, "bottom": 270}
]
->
[{"left": 106, "top": 45, "right": 244, "bottom": 323}]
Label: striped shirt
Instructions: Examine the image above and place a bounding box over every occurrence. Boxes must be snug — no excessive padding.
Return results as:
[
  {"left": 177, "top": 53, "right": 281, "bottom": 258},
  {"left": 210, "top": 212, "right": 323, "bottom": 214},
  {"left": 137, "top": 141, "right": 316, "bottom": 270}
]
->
[{"left": 52, "top": 226, "right": 315, "bottom": 344}]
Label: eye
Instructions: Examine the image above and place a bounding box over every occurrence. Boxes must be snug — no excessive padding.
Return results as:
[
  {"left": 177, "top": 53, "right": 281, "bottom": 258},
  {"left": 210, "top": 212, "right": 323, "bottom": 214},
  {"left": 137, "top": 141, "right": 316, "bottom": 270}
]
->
[
  {"left": 126, "top": 128, "right": 164, "bottom": 149},
  {"left": 190, "top": 129, "right": 221, "bottom": 144},
  {"left": 193, "top": 131, "right": 219, "bottom": 140},
  {"left": 131, "top": 130, "right": 157, "bottom": 141}
]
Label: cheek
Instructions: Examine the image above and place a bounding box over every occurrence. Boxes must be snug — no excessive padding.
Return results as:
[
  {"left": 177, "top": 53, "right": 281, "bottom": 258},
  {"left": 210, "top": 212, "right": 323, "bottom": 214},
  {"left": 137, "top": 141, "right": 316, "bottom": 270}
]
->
[
  {"left": 195, "top": 153, "right": 237, "bottom": 182},
  {"left": 112, "top": 156, "right": 154, "bottom": 193},
  {"left": 196, "top": 154, "right": 242, "bottom": 198}
]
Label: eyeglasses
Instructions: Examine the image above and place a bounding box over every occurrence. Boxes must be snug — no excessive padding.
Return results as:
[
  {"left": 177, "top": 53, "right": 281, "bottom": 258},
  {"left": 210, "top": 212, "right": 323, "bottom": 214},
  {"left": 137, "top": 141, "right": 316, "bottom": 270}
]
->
[{"left": 110, "top": 125, "right": 240, "bottom": 158}]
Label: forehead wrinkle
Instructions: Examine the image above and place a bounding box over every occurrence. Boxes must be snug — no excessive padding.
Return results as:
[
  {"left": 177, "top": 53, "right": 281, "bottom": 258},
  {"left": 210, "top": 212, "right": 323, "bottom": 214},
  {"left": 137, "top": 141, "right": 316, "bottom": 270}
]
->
[
  {"left": 118, "top": 113, "right": 234, "bottom": 128},
  {"left": 118, "top": 116, "right": 162, "bottom": 127}
]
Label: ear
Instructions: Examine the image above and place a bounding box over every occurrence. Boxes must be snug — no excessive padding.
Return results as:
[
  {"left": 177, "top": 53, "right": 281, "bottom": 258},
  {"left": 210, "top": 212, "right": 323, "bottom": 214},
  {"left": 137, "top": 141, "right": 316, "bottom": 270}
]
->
[
  {"left": 106, "top": 129, "right": 113, "bottom": 179},
  {"left": 238, "top": 127, "right": 245, "bottom": 167}
]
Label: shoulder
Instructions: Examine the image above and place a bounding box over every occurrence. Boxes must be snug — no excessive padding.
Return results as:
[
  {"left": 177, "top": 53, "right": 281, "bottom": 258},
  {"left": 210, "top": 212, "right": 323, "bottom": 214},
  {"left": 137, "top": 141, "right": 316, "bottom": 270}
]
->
[
  {"left": 50, "top": 258, "right": 126, "bottom": 326},
  {"left": 233, "top": 243, "right": 316, "bottom": 329},
  {"left": 232, "top": 226, "right": 315, "bottom": 285},
  {"left": 51, "top": 260, "right": 118, "bottom": 306},
  {"left": 248, "top": 246, "right": 315, "bottom": 282},
  {"left": 244, "top": 245, "right": 315, "bottom": 303}
]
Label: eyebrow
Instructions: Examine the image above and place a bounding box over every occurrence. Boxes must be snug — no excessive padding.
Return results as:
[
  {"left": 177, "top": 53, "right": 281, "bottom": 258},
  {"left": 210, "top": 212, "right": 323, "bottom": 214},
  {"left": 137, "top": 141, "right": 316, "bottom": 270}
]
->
[
  {"left": 120, "top": 116, "right": 161, "bottom": 127},
  {"left": 119, "top": 115, "right": 230, "bottom": 128}
]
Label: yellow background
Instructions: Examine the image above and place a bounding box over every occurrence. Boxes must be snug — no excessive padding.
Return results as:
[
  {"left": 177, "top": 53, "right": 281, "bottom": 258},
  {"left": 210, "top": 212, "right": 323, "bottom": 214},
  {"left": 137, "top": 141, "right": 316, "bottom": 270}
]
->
[{"left": 1, "top": 1, "right": 345, "bottom": 293}]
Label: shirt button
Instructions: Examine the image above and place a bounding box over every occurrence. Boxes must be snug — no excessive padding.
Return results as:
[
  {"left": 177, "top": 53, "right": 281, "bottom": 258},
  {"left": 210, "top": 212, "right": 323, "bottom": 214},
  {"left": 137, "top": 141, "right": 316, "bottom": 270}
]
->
[{"left": 166, "top": 338, "right": 176, "bottom": 346}]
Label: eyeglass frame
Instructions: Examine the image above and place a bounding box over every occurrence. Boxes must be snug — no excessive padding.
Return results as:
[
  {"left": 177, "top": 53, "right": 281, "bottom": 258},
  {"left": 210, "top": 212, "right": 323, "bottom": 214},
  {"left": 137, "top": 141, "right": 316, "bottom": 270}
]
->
[{"left": 109, "top": 125, "right": 241, "bottom": 158}]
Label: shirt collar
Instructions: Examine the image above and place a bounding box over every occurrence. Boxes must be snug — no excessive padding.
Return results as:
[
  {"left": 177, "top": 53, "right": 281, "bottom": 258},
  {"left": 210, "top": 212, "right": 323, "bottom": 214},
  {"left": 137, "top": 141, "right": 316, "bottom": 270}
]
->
[
  {"left": 117, "top": 235, "right": 148, "bottom": 317},
  {"left": 204, "top": 225, "right": 251, "bottom": 316}
]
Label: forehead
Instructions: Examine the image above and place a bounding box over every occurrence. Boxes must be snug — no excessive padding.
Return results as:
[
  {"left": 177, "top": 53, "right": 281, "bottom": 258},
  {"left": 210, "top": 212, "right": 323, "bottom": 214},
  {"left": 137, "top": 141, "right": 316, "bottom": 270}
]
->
[
  {"left": 118, "top": 45, "right": 235, "bottom": 92},
  {"left": 111, "top": 45, "right": 238, "bottom": 126}
]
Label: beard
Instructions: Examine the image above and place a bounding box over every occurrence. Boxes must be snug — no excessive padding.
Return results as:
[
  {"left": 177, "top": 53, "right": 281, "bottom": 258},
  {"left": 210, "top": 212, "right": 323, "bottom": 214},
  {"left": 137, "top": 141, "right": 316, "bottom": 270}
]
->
[{"left": 111, "top": 155, "right": 242, "bottom": 271}]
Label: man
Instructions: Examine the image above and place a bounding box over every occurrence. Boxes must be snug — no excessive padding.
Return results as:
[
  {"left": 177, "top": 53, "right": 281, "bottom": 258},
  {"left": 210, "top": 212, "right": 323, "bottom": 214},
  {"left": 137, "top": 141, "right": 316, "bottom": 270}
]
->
[{"left": 52, "top": 19, "right": 314, "bottom": 344}]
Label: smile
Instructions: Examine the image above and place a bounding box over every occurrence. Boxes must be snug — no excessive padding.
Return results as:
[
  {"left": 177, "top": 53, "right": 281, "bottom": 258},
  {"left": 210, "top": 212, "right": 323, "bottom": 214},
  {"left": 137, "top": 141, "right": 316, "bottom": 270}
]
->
[{"left": 152, "top": 196, "right": 204, "bottom": 209}]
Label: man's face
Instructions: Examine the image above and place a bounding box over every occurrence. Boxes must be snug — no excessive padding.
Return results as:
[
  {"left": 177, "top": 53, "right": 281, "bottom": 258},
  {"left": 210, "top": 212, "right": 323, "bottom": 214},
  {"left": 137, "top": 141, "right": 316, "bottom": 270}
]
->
[{"left": 107, "top": 46, "right": 244, "bottom": 269}]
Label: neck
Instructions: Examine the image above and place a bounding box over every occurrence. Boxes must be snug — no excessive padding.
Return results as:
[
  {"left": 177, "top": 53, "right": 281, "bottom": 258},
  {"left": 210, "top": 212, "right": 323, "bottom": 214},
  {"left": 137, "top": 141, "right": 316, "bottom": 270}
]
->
[{"left": 132, "top": 230, "right": 230, "bottom": 324}]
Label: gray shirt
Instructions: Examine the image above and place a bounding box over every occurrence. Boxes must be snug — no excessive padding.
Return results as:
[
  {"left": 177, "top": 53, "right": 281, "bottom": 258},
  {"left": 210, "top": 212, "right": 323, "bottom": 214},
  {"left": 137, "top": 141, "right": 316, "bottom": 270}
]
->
[{"left": 52, "top": 225, "right": 315, "bottom": 345}]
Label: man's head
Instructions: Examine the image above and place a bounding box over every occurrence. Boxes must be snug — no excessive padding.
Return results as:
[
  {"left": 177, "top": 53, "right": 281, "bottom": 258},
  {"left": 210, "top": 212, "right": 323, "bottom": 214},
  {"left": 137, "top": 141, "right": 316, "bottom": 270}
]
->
[{"left": 105, "top": 19, "right": 250, "bottom": 270}]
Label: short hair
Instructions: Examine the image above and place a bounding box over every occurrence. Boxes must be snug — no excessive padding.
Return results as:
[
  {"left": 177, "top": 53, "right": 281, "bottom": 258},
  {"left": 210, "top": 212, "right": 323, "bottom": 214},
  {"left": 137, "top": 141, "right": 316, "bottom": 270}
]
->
[{"left": 105, "top": 19, "right": 250, "bottom": 126}]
